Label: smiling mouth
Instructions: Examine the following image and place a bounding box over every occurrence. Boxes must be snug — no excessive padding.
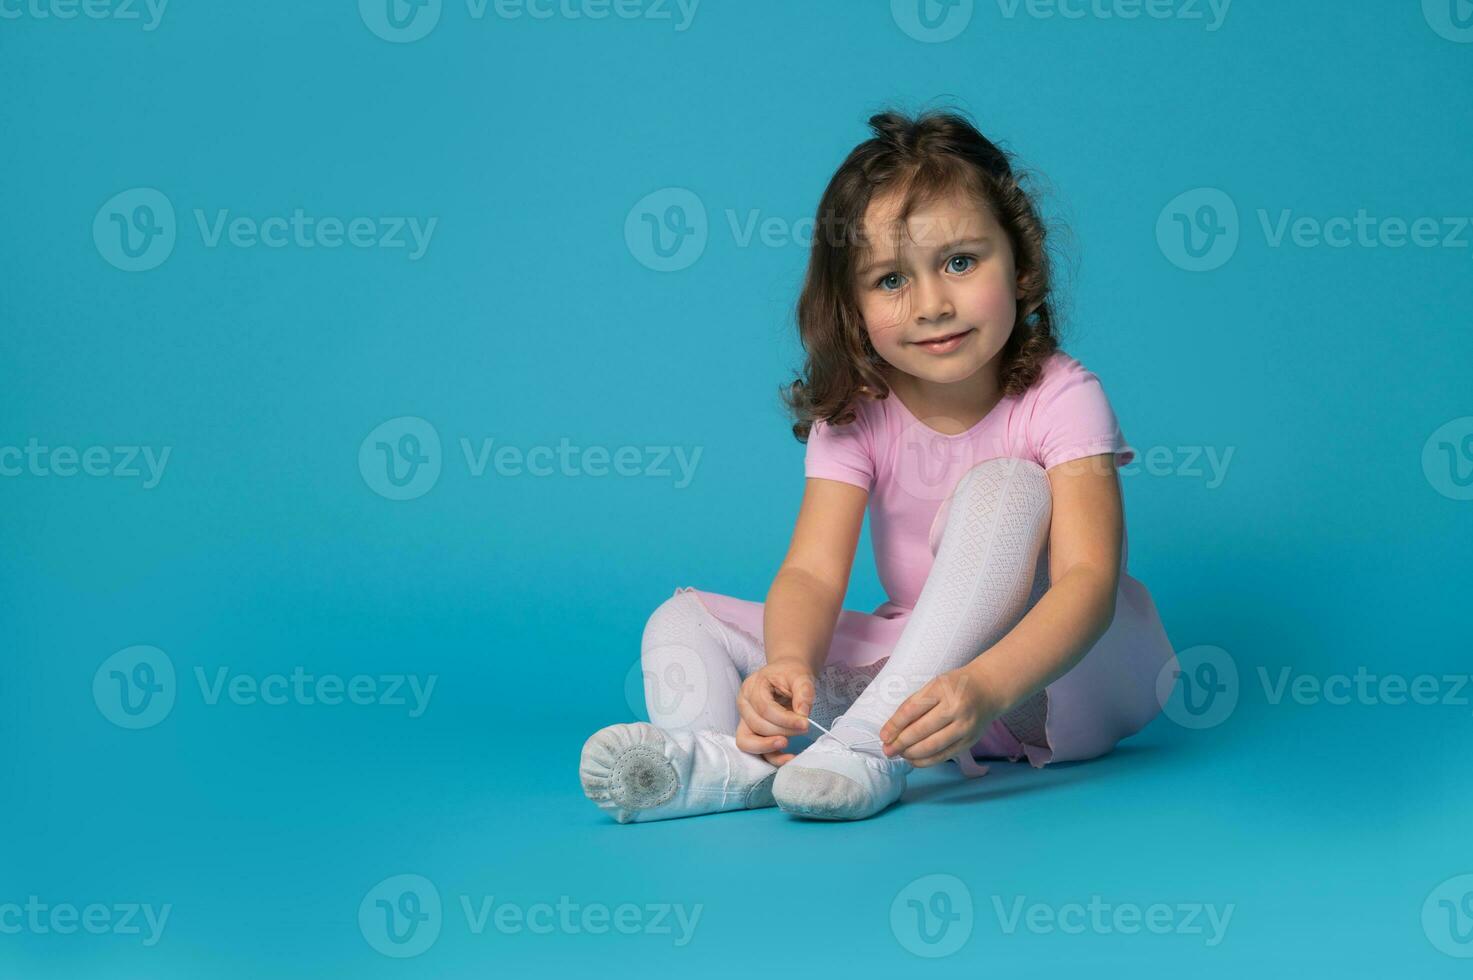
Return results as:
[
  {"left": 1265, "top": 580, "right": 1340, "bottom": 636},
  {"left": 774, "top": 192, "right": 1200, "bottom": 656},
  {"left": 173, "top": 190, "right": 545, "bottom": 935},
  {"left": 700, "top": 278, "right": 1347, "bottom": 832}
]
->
[{"left": 910, "top": 328, "right": 975, "bottom": 347}]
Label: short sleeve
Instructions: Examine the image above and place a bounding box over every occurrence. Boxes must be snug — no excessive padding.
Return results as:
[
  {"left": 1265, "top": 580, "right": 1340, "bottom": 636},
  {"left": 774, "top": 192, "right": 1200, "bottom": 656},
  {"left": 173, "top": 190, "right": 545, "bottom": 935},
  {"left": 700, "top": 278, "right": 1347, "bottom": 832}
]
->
[
  {"left": 1032, "top": 357, "right": 1136, "bottom": 470},
  {"left": 804, "top": 409, "right": 875, "bottom": 492}
]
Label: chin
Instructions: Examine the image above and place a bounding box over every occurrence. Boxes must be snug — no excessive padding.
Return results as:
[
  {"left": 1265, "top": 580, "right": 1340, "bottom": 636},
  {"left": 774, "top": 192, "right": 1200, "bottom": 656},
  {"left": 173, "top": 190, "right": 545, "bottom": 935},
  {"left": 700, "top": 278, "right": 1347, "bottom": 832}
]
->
[{"left": 901, "top": 355, "right": 990, "bottom": 384}]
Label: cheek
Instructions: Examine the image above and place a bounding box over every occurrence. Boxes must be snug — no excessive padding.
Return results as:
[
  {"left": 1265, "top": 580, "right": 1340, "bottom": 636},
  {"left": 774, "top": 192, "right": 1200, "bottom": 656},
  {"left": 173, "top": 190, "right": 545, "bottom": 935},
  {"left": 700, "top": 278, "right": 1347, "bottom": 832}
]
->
[
  {"left": 859, "top": 299, "right": 906, "bottom": 345},
  {"left": 962, "top": 277, "right": 1018, "bottom": 321}
]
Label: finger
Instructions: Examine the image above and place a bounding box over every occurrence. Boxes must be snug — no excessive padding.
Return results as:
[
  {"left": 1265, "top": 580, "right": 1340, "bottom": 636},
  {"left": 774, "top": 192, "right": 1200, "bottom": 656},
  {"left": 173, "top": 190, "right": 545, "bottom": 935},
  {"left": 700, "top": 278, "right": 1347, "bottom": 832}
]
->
[
  {"left": 788, "top": 673, "right": 816, "bottom": 722},
  {"left": 737, "top": 696, "right": 790, "bottom": 741},
  {"left": 900, "top": 722, "right": 967, "bottom": 765},
  {"left": 881, "top": 687, "right": 942, "bottom": 745},
  {"left": 736, "top": 720, "right": 789, "bottom": 757},
  {"left": 762, "top": 751, "right": 796, "bottom": 766},
  {"left": 737, "top": 679, "right": 790, "bottom": 736},
  {"left": 751, "top": 679, "right": 808, "bottom": 734},
  {"left": 885, "top": 701, "right": 949, "bottom": 757},
  {"left": 912, "top": 733, "right": 972, "bottom": 769}
]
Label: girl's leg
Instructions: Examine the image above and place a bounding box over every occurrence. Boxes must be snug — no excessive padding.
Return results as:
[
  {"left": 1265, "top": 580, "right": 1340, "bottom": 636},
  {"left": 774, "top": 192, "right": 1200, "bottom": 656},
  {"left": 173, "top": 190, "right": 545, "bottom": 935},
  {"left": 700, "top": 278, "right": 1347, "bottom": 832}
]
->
[
  {"left": 773, "top": 456, "right": 1053, "bottom": 821},
  {"left": 580, "top": 588, "right": 885, "bottom": 823}
]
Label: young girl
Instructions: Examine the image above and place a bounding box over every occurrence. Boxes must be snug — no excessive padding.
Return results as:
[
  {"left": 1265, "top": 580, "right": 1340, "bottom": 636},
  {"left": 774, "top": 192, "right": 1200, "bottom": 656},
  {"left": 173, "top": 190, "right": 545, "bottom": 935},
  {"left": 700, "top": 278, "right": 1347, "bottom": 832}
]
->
[{"left": 580, "top": 109, "right": 1177, "bottom": 823}]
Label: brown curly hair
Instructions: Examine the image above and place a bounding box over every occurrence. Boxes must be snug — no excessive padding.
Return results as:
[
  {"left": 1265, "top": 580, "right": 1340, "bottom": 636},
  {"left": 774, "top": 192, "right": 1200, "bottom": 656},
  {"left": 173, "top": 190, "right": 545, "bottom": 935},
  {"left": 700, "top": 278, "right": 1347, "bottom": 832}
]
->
[{"left": 780, "top": 107, "right": 1065, "bottom": 441}]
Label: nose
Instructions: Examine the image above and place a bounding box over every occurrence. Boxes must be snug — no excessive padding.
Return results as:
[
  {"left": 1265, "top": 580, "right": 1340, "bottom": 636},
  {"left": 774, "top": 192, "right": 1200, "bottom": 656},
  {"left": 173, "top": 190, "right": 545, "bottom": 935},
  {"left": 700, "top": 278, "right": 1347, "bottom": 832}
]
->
[{"left": 912, "top": 272, "right": 953, "bottom": 325}]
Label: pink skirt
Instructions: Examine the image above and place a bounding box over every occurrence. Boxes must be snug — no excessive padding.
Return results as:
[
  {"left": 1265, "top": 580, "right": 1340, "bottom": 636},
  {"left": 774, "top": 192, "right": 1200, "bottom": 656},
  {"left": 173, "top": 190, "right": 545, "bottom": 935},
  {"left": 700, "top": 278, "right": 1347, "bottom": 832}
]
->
[{"left": 684, "top": 568, "right": 1176, "bottom": 769}]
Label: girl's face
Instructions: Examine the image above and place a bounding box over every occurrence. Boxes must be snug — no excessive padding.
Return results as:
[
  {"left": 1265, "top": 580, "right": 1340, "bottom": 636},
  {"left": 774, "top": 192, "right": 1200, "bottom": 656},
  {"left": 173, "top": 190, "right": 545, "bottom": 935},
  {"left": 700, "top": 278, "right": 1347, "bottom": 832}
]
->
[{"left": 852, "top": 189, "right": 1021, "bottom": 389}]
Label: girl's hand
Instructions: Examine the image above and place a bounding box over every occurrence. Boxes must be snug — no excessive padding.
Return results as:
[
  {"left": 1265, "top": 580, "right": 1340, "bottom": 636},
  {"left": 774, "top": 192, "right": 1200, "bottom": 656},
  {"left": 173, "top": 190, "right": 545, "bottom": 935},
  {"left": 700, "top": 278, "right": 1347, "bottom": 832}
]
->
[
  {"left": 735, "top": 660, "right": 816, "bottom": 766},
  {"left": 879, "top": 665, "right": 1006, "bottom": 768}
]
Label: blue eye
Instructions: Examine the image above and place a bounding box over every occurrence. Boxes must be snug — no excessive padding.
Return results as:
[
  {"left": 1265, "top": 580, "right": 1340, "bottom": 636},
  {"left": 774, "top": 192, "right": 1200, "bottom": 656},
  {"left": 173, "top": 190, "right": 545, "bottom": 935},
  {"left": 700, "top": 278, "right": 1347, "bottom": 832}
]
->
[
  {"left": 876, "top": 273, "right": 904, "bottom": 291},
  {"left": 947, "top": 254, "right": 976, "bottom": 274}
]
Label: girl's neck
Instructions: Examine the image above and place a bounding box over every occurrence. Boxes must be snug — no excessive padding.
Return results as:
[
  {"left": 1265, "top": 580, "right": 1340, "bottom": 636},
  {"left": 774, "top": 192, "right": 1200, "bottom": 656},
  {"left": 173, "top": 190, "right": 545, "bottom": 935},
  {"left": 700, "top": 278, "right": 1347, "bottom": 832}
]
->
[{"left": 884, "top": 359, "right": 1003, "bottom": 435}]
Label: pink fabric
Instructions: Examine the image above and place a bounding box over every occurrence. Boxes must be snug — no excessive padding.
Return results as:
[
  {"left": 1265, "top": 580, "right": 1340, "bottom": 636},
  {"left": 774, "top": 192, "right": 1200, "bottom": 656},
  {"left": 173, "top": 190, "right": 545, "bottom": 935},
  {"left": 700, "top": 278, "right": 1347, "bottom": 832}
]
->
[
  {"left": 689, "top": 351, "right": 1177, "bottom": 767},
  {"left": 805, "top": 350, "right": 1137, "bottom": 617}
]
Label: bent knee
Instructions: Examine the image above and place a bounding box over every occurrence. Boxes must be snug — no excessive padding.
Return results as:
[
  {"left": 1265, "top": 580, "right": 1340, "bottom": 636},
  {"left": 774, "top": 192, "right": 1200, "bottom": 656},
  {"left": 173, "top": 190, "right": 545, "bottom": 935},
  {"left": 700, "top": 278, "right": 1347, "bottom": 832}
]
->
[
  {"left": 955, "top": 456, "right": 1051, "bottom": 504},
  {"left": 641, "top": 588, "right": 721, "bottom": 650}
]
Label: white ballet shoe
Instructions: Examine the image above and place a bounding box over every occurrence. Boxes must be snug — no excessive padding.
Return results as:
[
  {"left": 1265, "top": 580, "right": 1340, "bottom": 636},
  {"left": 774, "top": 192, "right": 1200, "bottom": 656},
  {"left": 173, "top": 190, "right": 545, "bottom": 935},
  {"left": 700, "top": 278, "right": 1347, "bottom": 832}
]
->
[
  {"left": 579, "top": 722, "right": 778, "bottom": 824},
  {"left": 772, "top": 716, "right": 912, "bottom": 821}
]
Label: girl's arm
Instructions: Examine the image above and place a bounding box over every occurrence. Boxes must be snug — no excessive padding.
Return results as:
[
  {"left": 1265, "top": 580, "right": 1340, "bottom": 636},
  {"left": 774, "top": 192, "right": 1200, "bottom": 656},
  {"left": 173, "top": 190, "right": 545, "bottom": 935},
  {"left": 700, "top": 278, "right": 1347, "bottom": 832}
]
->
[
  {"left": 960, "top": 453, "right": 1123, "bottom": 712},
  {"left": 761, "top": 477, "right": 869, "bottom": 673},
  {"left": 734, "top": 476, "right": 868, "bottom": 763}
]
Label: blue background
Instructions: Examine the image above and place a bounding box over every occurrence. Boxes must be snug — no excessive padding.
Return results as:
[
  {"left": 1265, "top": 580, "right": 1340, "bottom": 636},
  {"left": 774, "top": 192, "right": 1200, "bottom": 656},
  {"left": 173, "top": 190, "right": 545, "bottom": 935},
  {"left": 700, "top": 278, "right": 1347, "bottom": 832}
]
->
[{"left": 3, "top": 0, "right": 1472, "bottom": 975}]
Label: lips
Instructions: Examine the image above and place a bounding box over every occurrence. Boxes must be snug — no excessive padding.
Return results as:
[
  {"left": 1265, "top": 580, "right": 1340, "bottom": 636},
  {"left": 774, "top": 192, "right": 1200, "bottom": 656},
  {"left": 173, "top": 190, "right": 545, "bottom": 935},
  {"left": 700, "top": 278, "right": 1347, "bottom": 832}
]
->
[
  {"left": 913, "top": 329, "right": 972, "bottom": 345},
  {"left": 910, "top": 328, "right": 975, "bottom": 352}
]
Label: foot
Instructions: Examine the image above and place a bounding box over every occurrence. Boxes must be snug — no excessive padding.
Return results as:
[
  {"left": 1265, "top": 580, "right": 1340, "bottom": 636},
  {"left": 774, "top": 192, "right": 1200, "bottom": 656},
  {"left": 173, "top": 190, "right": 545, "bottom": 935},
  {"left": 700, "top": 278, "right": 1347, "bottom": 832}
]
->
[
  {"left": 579, "top": 722, "right": 777, "bottom": 823},
  {"left": 772, "top": 715, "right": 912, "bottom": 821}
]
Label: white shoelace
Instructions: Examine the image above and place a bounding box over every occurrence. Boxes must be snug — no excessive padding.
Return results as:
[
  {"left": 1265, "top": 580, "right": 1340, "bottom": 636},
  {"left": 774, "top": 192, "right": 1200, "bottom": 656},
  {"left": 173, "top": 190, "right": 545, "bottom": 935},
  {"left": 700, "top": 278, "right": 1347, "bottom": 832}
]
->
[{"left": 801, "top": 716, "right": 990, "bottom": 777}]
